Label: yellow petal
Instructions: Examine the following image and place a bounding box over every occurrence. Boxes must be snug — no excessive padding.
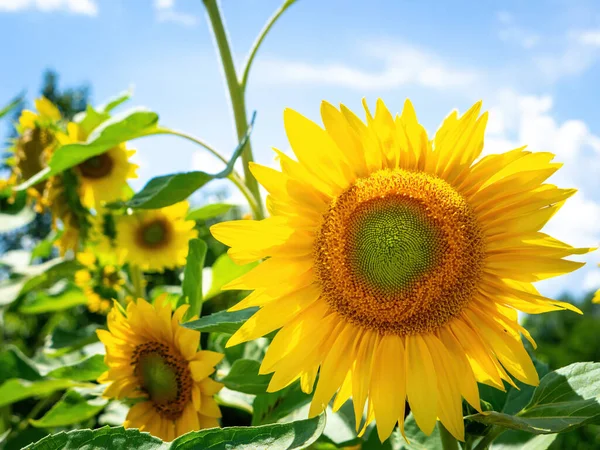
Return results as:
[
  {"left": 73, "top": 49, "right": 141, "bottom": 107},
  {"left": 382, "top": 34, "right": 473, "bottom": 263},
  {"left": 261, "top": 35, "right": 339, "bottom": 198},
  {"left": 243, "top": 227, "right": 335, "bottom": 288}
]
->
[{"left": 405, "top": 334, "right": 437, "bottom": 435}]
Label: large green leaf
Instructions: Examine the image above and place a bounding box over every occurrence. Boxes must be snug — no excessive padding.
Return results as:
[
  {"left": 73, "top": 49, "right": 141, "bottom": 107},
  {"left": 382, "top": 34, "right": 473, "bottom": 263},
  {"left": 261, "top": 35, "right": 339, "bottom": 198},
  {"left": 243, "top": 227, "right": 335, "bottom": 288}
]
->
[
  {"left": 0, "top": 378, "right": 90, "bottom": 407},
  {"left": 467, "top": 362, "right": 600, "bottom": 434},
  {"left": 491, "top": 431, "right": 558, "bottom": 450},
  {"left": 220, "top": 359, "right": 271, "bottom": 395},
  {"left": 252, "top": 382, "right": 312, "bottom": 426},
  {"left": 182, "top": 239, "right": 207, "bottom": 320},
  {"left": 186, "top": 203, "right": 234, "bottom": 221},
  {"left": 15, "top": 108, "right": 159, "bottom": 190},
  {"left": 170, "top": 413, "right": 325, "bottom": 449},
  {"left": 112, "top": 111, "right": 256, "bottom": 210},
  {"left": 19, "top": 285, "right": 87, "bottom": 314},
  {"left": 183, "top": 307, "right": 258, "bottom": 334},
  {"left": 30, "top": 388, "right": 108, "bottom": 428},
  {"left": 0, "top": 345, "right": 41, "bottom": 383},
  {"left": 46, "top": 354, "right": 107, "bottom": 381},
  {"left": 29, "top": 415, "right": 325, "bottom": 449},
  {"left": 204, "top": 254, "right": 257, "bottom": 300}
]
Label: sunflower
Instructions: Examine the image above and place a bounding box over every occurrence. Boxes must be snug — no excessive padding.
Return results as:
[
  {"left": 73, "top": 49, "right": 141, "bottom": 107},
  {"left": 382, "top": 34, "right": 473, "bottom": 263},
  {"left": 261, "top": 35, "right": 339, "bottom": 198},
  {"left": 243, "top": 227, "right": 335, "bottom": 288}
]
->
[
  {"left": 211, "top": 99, "right": 591, "bottom": 441},
  {"left": 115, "top": 202, "right": 197, "bottom": 272},
  {"left": 97, "top": 297, "right": 224, "bottom": 441},
  {"left": 59, "top": 123, "right": 138, "bottom": 208},
  {"left": 75, "top": 251, "right": 125, "bottom": 314}
]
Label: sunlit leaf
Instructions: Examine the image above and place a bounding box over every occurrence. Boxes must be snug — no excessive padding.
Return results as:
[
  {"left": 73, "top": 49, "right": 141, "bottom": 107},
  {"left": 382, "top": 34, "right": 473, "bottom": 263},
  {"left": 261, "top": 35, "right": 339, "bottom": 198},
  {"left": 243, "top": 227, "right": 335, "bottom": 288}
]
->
[
  {"left": 46, "top": 354, "right": 107, "bottom": 381},
  {"left": 182, "top": 239, "right": 207, "bottom": 320},
  {"left": 0, "top": 378, "right": 91, "bottom": 407},
  {"left": 186, "top": 203, "right": 234, "bottom": 221},
  {"left": 19, "top": 285, "right": 87, "bottom": 314},
  {"left": 30, "top": 388, "right": 108, "bottom": 428},
  {"left": 205, "top": 253, "right": 257, "bottom": 300},
  {"left": 183, "top": 307, "right": 258, "bottom": 334}
]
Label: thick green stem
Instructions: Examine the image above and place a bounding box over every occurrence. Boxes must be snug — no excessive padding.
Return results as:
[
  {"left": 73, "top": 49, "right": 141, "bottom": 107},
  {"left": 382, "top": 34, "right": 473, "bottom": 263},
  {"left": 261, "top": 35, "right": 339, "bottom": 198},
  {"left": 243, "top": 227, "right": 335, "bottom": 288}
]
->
[
  {"left": 130, "top": 265, "right": 145, "bottom": 299},
  {"left": 473, "top": 426, "right": 505, "bottom": 450},
  {"left": 439, "top": 422, "right": 460, "bottom": 450},
  {"left": 203, "top": 0, "right": 265, "bottom": 220}
]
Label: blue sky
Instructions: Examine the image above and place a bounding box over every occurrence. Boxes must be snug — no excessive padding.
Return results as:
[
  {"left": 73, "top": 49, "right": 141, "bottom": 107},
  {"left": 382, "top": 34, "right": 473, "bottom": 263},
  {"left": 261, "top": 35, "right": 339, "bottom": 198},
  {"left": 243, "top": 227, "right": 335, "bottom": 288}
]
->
[{"left": 1, "top": 0, "right": 600, "bottom": 298}]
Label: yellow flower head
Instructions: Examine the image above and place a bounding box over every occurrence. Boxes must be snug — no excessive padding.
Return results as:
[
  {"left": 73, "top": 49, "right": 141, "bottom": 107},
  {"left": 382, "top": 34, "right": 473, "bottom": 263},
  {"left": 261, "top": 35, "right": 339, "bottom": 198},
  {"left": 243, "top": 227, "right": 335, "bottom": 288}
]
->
[
  {"left": 18, "top": 96, "right": 61, "bottom": 131},
  {"left": 60, "top": 123, "right": 138, "bottom": 209},
  {"left": 116, "top": 202, "right": 198, "bottom": 272},
  {"left": 211, "top": 99, "right": 591, "bottom": 442},
  {"left": 97, "top": 297, "right": 224, "bottom": 441}
]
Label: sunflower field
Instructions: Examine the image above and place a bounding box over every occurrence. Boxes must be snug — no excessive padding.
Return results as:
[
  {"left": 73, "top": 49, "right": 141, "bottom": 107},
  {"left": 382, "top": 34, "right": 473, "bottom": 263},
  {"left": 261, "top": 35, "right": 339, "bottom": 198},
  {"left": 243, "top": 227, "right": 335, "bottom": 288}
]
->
[{"left": 1, "top": 1, "right": 600, "bottom": 449}]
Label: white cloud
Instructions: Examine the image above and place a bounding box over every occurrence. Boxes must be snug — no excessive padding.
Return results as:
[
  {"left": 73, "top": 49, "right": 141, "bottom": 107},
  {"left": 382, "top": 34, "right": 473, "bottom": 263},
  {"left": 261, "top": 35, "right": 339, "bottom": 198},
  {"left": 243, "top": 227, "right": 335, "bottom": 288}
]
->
[
  {"left": 574, "top": 30, "right": 600, "bottom": 47},
  {"left": 496, "top": 12, "right": 540, "bottom": 49},
  {"left": 154, "top": 0, "right": 197, "bottom": 27},
  {"left": 0, "top": 0, "right": 97, "bottom": 15},
  {"left": 256, "top": 42, "right": 479, "bottom": 91}
]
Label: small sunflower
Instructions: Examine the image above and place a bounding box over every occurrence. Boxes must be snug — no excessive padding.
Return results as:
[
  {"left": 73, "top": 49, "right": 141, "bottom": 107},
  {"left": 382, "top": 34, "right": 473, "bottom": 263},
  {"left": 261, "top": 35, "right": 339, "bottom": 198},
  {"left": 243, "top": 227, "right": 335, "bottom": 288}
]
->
[
  {"left": 115, "top": 202, "right": 197, "bottom": 272},
  {"left": 75, "top": 251, "right": 125, "bottom": 314},
  {"left": 59, "top": 123, "right": 138, "bottom": 208},
  {"left": 211, "top": 99, "right": 591, "bottom": 441},
  {"left": 97, "top": 297, "right": 224, "bottom": 441}
]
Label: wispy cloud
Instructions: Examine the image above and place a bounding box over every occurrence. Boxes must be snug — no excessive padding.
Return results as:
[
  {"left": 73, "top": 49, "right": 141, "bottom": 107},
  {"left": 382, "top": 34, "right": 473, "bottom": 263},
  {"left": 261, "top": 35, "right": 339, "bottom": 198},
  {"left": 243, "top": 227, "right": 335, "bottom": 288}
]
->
[
  {"left": 256, "top": 42, "right": 480, "bottom": 91},
  {"left": 496, "top": 11, "right": 540, "bottom": 49},
  {"left": 154, "top": 0, "right": 197, "bottom": 27},
  {"left": 0, "top": 0, "right": 97, "bottom": 16},
  {"left": 573, "top": 29, "right": 600, "bottom": 47}
]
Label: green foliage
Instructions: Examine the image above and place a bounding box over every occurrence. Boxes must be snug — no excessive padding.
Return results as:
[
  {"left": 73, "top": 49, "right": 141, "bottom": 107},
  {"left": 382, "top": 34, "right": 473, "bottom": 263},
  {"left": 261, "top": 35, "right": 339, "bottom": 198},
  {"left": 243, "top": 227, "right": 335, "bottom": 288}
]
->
[
  {"left": 45, "top": 354, "right": 107, "bottom": 382},
  {"left": 186, "top": 203, "right": 233, "bottom": 221},
  {"left": 204, "top": 253, "right": 257, "bottom": 300},
  {"left": 28, "top": 415, "right": 325, "bottom": 449},
  {"left": 220, "top": 359, "right": 271, "bottom": 395},
  {"left": 30, "top": 388, "right": 108, "bottom": 428},
  {"left": 181, "top": 239, "right": 207, "bottom": 319},
  {"left": 183, "top": 307, "right": 258, "bottom": 334}
]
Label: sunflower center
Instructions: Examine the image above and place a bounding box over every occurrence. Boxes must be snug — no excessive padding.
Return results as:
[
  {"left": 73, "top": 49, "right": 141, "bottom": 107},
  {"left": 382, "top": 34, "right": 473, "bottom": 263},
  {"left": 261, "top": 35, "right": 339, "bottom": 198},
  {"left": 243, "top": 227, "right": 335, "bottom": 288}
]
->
[
  {"left": 315, "top": 168, "right": 485, "bottom": 335},
  {"left": 78, "top": 152, "right": 113, "bottom": 179},
  {"left": 138, "top": 219, "right": 170, "bottom": 248},
  {"left": 132, "top": 341, "right": 193, "bottom": 420}
]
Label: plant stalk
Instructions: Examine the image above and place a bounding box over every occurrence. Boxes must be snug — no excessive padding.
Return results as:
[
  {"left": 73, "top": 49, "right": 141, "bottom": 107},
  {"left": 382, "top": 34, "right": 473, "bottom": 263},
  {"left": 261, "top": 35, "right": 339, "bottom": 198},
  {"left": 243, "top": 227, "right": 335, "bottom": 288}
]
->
[
  {"left": 473, "top": 425, "right": 505, "bottom": 450},
  {"left": 130, "top": 265, "right": 145, "bottom": 299},
  {"left": 439, "top": 422, "right": 460, "bottom": 450},
  {"left": 203, "top": 0, "right": 265, "bottom": 220}
]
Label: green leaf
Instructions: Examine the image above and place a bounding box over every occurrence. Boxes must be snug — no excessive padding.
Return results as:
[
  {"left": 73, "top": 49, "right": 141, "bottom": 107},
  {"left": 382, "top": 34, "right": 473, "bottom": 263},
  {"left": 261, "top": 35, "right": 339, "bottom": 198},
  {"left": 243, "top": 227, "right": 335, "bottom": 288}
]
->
[
  {"left": 15, "top": 108, "right": 159, "bottom": 190},
  {"left": 0, "top": 345, "right": 41, "bottom": 383},
  {"left": 220, "top": 359, "right": 271, "bottom": 395},
  {"left": 0, "top": 94, "right": 22, "bottom": 120},
  {"left": 183, "top": 307, "right": 258, "bottom": 334},
  {"left": 186, "top": 203, "right": 234, "bottom": 221},
  {"left": 30, "top": 230, "right": 62, "bottom": 261},
  {"left": 252, "top": 382, "right": 312, "bottom": 426},
  {"left": 74, "top": 104, "right": 110, "bottom": 137},
  {"left": 30, "top": 388, "right": 108, "bottom": 428},
  {"left": 467, "top": 362, "right": 600, "bottom": 434},
  {"left": 46, "top": 354, "right": 107, "bottom": 381},
  {"left": 0, "top": 378, "right": 90, "bottom": 407},
  {"left": 112, "top": 111, "right": 256, "bottom": 210},
  {"left": 28, "top": 426, "right": 164, "bottom": 450},
  {"left": 182, "top": 239, "right": 207, "bottom": 320},
  {"left": 170, "top": 413, "right": 325, "bottom": 449},
  {"left": 19, "top": 285, "right": 87, "bottom": 314},
  {"left": 205, "top": 254, "right": 257, "bottom": 300},
  {"left": 491, "top": 431, "right": 558, "bottom": 450},
  {"left": 45, "top": 324, "right": 100, "bottom": 356},
  {"left": 98, "top": 89, "right": 133, "bottom": 113}
]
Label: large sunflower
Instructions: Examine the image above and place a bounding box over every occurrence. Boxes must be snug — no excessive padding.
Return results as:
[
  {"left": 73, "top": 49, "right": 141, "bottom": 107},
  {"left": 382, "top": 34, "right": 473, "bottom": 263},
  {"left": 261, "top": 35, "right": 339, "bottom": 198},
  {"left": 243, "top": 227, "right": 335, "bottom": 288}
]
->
[
  {"left": 116, "top": 202, "right": 197, "bottom": 272},
  {"left": 59, "top": 123, "right": 138, "bottom": 208},
  {"left": 211, "top": 99, "right": 591, "bottom": 441},
  {"left": 97, "top": 297, "right": 224, "bottom": 441}
]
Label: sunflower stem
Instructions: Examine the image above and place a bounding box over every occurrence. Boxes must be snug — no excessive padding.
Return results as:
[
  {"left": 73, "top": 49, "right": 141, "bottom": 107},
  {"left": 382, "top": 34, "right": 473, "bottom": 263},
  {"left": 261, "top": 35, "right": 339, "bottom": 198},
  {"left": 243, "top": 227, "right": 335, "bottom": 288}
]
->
[
  {"left": 439, "top": 423, "right": 460, "bottom": 450},
  {"left": 130, "top": 265, "right": 145, "bottom": 299},
  {"left": 472, "top": 426, "right": 505, "bottom": 450},
  {"left": 203, "top": 0, "right": 266, "bottom": 220}
]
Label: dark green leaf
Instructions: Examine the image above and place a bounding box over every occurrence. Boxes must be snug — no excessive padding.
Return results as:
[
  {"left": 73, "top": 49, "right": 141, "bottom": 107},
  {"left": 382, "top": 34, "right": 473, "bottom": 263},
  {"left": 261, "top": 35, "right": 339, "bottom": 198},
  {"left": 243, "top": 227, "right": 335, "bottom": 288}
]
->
[
  {"left": 46, "top": 354, "right": 107, "bottom": 381},
  {"left": 19, "top": 286, "right": 87, "bottom": 314},
  {"left": 186, "top": 203, "right": 234, "bottom": 221},
  {"left": 252, "top": 382, "right": 312, "bottom": 426},
  {"left": 0, "top": 345, "right": 41, "bottom": 383},
  {"left": 27, "top": 426, "right": 164, "bottom": 450},
  {"left": 30, "top": 388, "right": 108, "bottom": 428},
  {"left": 182, "top": 239, "right": 207, "bottom": 320},
  {"left": 220, "top": 359, "right": 271, "bottom": 395},
  {"left": 467, "top": 362, "right": 600, "bottom": 434},
  {"left": 15, "top": 108, "right": 159, "bottom": 190},
  {"left": 183, "top": 307, "right": 258, "bottom": 334},
  {"left": 113, "top": 111, "right": 256, "bottom": 209},
  {"left": 0, "top": 378, "right": 90, "bottom": 407},
  {"left": 205, "top": 254, "right": 257, "bottom": 300},
  {"left": 45, "top": 324, "right": 100, "bottom": 356},
  {"left": 170, "top": 413, "right": 325, "bottom": 449}
]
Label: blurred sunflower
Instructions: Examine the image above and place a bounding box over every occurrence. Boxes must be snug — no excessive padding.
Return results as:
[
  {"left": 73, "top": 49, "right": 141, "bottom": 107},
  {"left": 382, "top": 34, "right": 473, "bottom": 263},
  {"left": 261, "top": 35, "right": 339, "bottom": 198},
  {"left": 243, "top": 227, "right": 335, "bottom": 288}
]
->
[
  {"left": 115, "top": 202, "right": 197, "bottom": 272},
  {"left": 97, "top": 297, "right": 223, "bottom": 441},
  {"left": 58, "top": 123, "right": 138, "bottom": 208},
  {"left": 7, "top": 97, "right": 61, "bottom": 207},
  {"left": 211, "top": 99, "right": 591, "bottom": 441},
  {"left": 75, "top": 251, "right": 125, "bottom": 314}
]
